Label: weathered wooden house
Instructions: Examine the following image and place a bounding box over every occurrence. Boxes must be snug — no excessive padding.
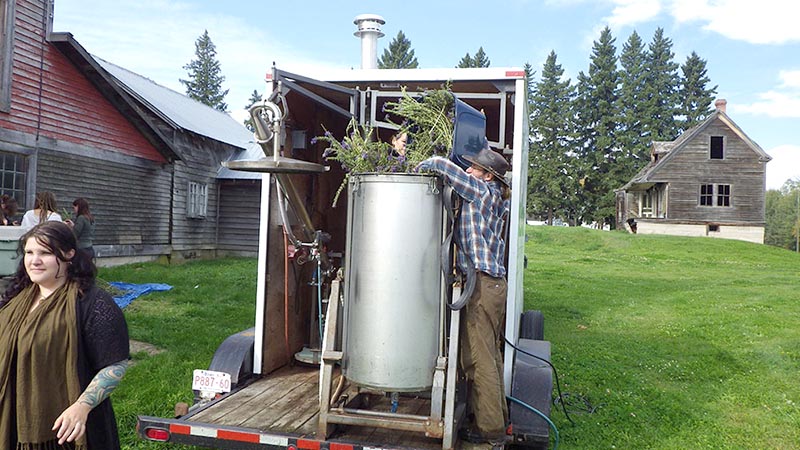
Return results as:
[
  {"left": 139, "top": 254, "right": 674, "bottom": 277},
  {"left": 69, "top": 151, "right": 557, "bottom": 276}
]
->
[
  {"left": 615, "top": 99, "right": 772, "bottom": 244},
  {"left": 0, "top": 0, "right": 259, "bottom": 264}
]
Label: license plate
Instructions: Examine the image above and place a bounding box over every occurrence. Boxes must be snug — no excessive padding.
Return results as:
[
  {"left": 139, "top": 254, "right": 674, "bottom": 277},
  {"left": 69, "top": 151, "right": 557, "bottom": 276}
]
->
[{"left": 192, "top": 369, "right": 232, "bottom": 393}]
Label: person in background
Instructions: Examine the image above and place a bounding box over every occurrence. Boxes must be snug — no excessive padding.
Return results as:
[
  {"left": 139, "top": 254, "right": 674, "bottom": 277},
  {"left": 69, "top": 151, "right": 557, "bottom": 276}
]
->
[
  {"left": 0, "top": 221, "right": 129, "bottom": 449},
  {"left": 20, "top": 191, "right": 62, "bottom": 229},
  {"left": 0, "top": 195, "right": 19, "bottom": 226},
  {"left": 65, "top": 198, "right": 96, "bottom": 260},
  {"left": 416, "top": 143, "right": 511, "bottom": 449},
  {"left": 391, "top": 131, "right": 408, "bottom": 157}
]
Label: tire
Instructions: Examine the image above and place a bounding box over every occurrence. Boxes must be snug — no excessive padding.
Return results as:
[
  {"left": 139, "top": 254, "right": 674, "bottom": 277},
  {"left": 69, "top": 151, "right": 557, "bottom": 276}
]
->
[{"left": 519, "top": 310, "right": 544, "bottom": 340}]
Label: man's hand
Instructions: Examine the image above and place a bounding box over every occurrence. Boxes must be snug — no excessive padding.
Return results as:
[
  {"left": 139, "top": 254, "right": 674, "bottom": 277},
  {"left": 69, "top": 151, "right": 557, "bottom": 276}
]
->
[{"left": 415, "top": 160, "right": 433, "bottom": 172}]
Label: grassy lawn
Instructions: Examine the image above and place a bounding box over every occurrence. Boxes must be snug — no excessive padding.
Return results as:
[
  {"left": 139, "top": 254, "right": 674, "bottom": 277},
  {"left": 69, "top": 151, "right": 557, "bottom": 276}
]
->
[{"left": 99, "top": 228, "right": 800, "bottom": 449}]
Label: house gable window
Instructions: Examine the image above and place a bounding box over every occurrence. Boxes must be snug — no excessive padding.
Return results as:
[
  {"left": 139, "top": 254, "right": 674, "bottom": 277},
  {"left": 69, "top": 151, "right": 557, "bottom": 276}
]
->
[
  {"left": 0, "top": 0, "right": 15, "bottom": 113},
  {"left": 187, "top": 181, "right": 208, "bottom": 219},
  {"left": 710, "top": 136, "right": 724, "bottom": 159},
  {"left": 699, "top": 183, "right": 731, "bottom": 207}
]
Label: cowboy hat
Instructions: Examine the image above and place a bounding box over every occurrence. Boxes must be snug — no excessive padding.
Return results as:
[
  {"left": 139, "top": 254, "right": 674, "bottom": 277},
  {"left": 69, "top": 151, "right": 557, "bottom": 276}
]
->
[{"left": 462, "top": 145, "right": 510, "bottom": 187}]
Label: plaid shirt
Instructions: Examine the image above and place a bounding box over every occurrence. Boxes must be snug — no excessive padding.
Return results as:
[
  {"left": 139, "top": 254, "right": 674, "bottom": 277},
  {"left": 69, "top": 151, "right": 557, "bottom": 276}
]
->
[{"left": 421, "top": 157, "right": 509, "bottom": 278}]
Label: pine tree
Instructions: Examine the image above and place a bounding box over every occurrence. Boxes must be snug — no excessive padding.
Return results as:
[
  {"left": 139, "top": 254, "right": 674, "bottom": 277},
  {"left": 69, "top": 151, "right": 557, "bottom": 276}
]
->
[
  {"left": 679, "top": 51, "right": 718, "bottom": 130},
  {"left": 574, "top": 26, "right": 621, "bottom": 227},
  {"left": 618, "top": 31, "right": 651, "bottom": 174},
  {"left": 528, "top": 51, "right": 577, "bottom": 225},
  {"left": 243, "top": 89, "right": 262, "bottom": 132},
  {"left": 180, "top": 30, "right": 229, "bottom": 111},
  {"left": 378, "top": 31, "right": 419, "bottom": 69},
  {"left": 642, "top": 28, "right": 680, "bottom": 141},
  {"left": 456, "top": 47, "right": 490, "bottom": 68}
]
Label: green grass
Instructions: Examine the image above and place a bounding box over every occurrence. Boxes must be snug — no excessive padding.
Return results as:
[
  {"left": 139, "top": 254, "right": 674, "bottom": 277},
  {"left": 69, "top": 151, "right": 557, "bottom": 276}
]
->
[
  {"left": 98, "top": 258, "right": 257, "bottom": 450},
  {"left": 526, "top": 227, "right": 800, "bottom": 449},
  {"left": 101, "top": 230, "right": 800, "bottom": 449}
]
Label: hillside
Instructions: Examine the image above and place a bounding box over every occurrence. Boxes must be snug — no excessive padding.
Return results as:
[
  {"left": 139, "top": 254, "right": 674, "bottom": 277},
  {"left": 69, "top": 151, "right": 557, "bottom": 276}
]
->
[{"left": 524, "top": 226, "right": 800, "bottom": 449}]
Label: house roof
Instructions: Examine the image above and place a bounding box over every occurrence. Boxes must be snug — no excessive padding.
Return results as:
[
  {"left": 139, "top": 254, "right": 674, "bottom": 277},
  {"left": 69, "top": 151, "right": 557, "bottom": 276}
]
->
[
  {"left": 49, "top": 32, "right": 180, "bottom": 162},
  {"left": 620, "top": 109, "right": 772, "bottom": 191},
  {"left": 95, "top": 58, "right": 252, "bottom": 150}
]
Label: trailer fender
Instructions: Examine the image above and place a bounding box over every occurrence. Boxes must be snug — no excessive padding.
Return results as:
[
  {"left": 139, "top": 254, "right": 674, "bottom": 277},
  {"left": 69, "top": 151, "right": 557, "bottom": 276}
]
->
[
  {"left": 509, "top": 338, "right": 552, "bottom": 449},
  {"left": 208, "top": 327, "right": 255, "bottom": 387}
]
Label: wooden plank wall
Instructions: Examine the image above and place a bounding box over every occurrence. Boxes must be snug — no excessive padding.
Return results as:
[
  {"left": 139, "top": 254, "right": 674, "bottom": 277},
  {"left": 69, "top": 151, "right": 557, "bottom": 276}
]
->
[
  {"left": 36, "top": 148, "right": 172, "bottom": 248},
  {"left": 657, "top": 119, "right": 766, "bottom": 224},
  {"left": 217, "top": 180, "right": 261, "bottom": 255}
]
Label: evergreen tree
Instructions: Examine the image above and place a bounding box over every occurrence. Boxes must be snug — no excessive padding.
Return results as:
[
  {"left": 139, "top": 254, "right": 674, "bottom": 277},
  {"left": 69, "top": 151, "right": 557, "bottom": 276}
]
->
[
  {"left": 574, "top": 26, "right": 621, "bottom": 227},
  {"left": 642, "top": 28, "right": 680, "bottom": 141},
  {"left": 618, "top": 31, "right": 651, "bottom": 170},
  {"left": 456, "top": 47, "right": 490, "bottom": 68},
  {"left": 378, "top": 31, "right": 419, "bottom": 69},
  {"left": 679, "top": 51, "right": 718, "bottom": 130},
  {"left": 528, "top": 51, "right": 577, "bottom": 225},
  {"left": 180, "top": 30, "right": 229, "bottom": 112},
  {"left": 243, "top": 89, "right": 262, "bottom": 132}
]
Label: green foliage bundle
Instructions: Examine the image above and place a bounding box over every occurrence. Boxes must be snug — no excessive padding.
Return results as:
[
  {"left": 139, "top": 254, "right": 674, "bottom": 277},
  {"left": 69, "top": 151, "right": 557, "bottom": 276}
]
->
[{"left": 314, "top": 87, "right": 455, "bottom": 206}]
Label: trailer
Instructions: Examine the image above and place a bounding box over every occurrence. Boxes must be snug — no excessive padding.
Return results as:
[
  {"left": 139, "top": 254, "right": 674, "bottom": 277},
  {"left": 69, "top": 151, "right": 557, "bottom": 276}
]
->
[{"left": 136, "top": 61, "right": 554, "bottom": 449}]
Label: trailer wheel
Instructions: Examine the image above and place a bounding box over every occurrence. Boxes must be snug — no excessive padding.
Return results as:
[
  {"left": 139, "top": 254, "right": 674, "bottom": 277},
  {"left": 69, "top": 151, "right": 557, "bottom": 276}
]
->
[{"left": 519, "top": 310, "right": 544, "bottom": 340}]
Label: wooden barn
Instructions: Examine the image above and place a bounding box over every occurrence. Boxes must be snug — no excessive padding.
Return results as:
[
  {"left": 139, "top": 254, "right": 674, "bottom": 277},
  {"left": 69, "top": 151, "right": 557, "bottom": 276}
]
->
[
  {"left": 0, "top": 0, "right": 260, "bottom": 264},
  {"left": 615, "top": 99, "right": 772, "bottom": 244}
]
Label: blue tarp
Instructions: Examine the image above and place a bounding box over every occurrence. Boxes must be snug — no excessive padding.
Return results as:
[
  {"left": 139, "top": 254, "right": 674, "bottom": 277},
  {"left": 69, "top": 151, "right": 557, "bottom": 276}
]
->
[{"left": 110, "top": 282, "right": 173, "bottom": 309}]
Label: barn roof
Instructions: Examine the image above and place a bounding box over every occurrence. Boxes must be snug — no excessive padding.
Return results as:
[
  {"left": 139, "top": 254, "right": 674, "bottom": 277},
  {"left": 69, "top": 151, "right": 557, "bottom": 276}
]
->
[{"left": 95, "top": 58, "right": 252, "bottom": 149}]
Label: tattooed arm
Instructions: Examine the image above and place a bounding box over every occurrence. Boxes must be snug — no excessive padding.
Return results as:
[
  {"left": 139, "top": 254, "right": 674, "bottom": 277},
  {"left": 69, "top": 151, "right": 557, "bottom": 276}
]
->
[{"left": 52, "top": 359, "right": 130, "bottom": 444}]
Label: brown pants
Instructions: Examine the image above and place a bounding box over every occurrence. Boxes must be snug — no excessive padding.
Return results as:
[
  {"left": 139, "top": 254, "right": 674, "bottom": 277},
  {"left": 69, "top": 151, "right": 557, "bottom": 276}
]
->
[{"left": 461, "top": 271, "right": 508, "bottom": 439}]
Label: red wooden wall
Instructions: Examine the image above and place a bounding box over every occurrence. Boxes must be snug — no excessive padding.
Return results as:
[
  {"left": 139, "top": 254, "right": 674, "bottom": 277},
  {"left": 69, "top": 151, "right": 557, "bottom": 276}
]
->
[{"left": 0, "top": 0, "right": 166, "bottom": 163}]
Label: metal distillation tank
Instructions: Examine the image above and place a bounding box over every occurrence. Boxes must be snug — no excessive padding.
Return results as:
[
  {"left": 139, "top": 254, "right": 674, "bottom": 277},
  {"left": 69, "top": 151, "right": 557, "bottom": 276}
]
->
[{"left": 342, "top": 173, "right": 444, "bottom": 392}]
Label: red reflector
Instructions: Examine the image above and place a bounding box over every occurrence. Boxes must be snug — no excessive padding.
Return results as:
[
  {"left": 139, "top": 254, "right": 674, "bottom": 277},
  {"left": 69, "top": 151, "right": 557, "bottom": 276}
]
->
[
  {"left": 297, "top": 439, "right": 321, "bottom": 449},
  {"left": 288, "top": 446, "right": 297, "bottom": 450},
  {"left": 219, "top": 429, "right": 260, "bottom": 443},
  {"left": 266, "top": 73, "right": 273, "bottom": 80},
  {"left": 505, "top": 70, "right": 526, "bottom": 77},
  {"left": 145, "top": 427, "right": 170, "bottom": 442},
  {"left": 170, "top": 424, "right": 191, "bottom": 435},
  {"left": 330, "top": 443, "right": 353, "bottom": 450}
]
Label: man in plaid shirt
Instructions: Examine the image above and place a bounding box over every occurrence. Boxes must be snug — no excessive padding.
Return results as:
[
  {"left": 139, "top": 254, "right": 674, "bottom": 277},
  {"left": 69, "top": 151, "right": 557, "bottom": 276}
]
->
[{"left": 417, "top": 144, "right": 511, "bottom": 449}]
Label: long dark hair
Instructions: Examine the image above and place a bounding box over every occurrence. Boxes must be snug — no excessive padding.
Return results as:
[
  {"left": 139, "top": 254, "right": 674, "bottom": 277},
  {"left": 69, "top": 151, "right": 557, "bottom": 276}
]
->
[
  {"left": 72, "top": 197, "right": 94, "bottom": 223},
  {"left": 1, "top": 221, "right": 97, "bottom": 305}
]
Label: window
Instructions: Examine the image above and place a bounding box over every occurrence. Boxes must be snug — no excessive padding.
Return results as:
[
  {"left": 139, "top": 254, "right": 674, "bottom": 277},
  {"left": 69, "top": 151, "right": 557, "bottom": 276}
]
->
[
  {"left": 710, "top": 136, "right": 724, "bottom": 159},
  {"left": 700, "top": 184, "right": 713, "bottom": 206},
  {"left": 699, "top": 183, "right": 731, "bottom": 207},
  {"left": 716, "top": 184, "right": 730, "bottom": 207},
  {"left": 187, "top": 182, "right": 208, "bottom": 219},
  {"left": 0, "top": 0, "right": 15, "bottom": 113},
  {"left": 0, "top": 151, "right": 26, "bottom": 203}
]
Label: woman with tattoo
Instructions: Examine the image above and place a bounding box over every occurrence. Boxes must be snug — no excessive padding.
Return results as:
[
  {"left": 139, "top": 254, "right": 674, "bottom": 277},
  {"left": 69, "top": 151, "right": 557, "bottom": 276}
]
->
[{"left": 0, "top": 221, "right": 130, "bottom": 449}]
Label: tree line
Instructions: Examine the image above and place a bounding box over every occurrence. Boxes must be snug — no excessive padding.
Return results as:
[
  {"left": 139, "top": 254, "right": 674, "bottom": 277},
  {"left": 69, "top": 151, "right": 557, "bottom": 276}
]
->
[{"left": 179, "top": 28, "right": 798, "bottom": 250}]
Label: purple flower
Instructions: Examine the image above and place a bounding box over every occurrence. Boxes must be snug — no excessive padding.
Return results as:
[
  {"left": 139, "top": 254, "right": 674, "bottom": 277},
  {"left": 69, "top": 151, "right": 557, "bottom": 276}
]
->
[{"left": 311, "top": 137, "right": 319, "bottom": 144}]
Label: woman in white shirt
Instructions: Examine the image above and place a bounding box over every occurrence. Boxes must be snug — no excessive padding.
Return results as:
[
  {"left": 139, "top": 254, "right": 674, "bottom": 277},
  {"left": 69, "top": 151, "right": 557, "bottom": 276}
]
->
[{"left": 20, "top": 191, "right": 63, "bottom": 229}]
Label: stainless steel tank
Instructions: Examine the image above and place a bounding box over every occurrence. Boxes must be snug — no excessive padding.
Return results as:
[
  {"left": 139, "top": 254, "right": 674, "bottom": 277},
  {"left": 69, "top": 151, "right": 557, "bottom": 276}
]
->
[{"left": 342, "top": 173, "right": 444, "bottom": 392}]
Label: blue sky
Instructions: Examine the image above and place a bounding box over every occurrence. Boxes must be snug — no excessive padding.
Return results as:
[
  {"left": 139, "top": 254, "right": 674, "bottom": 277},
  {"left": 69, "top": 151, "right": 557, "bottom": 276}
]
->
[{"left": 53, "top": 0, "right": 799, "bottom": 189}]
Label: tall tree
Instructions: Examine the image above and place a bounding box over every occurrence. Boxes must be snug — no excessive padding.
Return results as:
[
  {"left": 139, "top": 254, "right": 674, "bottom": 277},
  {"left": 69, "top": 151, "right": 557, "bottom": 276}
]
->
[
  {"left": 528, "top": 51, "right": 577, "bottom": 225},
  {"left": 642, "top": 27, "right": 680, "bottom": 141},
  {"left": 180, "top": 30, "right": 229, "bottom": 111},
  {"left": 618, "top": 31, "right": 651, "bottom": 170},
  {"left": 456, "top": 47, "right": 490, "bottom": 68},
  {"left": 679, "top": 51, "right": 718, "bottom": 130},
  {"left": 574, "top": 26, "right": 621, "bottom": 227},
  {"left": 378, "top": 31, "right": 419, "bottom": 69},
  {"left": 243, "top": 89, "right": 262, "bottom": 132}
]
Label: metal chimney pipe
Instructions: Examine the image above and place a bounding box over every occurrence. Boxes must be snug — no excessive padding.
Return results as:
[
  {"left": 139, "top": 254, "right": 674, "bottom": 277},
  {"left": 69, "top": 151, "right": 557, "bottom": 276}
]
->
[{"left": 353, "top": 14, "right": 385, "bottom": 69}]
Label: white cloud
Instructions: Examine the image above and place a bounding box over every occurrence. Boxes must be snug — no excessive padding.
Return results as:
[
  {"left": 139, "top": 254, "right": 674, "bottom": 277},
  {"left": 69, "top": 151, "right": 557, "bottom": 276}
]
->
[
  {"left": 766, "top": 144, "right": 800, "bottom": 190},
  {"left": 734, "top": 70, "right": 800, "bottom": 118},
  {"left": 669, "top": 0, "right": 800, "bottom": 45},
  {"left": 604, "top": 0, "right": 662, "bottom": 28}
]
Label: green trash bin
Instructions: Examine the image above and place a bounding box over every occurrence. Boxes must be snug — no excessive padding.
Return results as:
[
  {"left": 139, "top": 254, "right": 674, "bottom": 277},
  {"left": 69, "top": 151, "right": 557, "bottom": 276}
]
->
[{"left": 0, "top": 227, "right": 26, "bottom": 276}]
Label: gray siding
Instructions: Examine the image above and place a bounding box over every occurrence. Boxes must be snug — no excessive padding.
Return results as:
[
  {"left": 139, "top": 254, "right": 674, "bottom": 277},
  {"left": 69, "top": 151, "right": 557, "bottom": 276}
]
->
[
  {"left": 36, "top": 147, "right": 172, "bottom": 248},
  {"left": 217, "top": 181, "right": 261, "bottom": 255},
  {"left": 656, "top": 119, "right": 767, "bottom": 224}
]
